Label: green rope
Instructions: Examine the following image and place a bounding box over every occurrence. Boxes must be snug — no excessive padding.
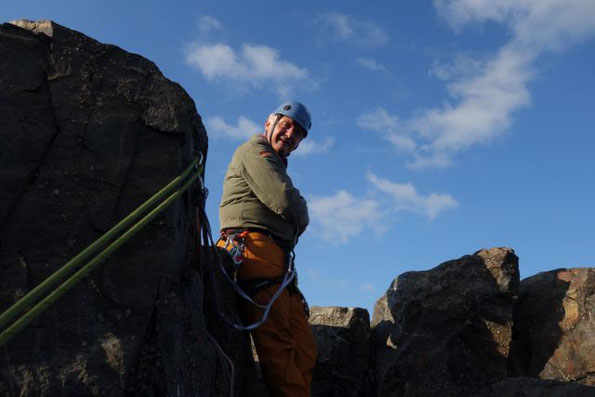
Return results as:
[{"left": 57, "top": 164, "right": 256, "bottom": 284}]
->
[{"left": 0, "top": 156, "right": 203, "bottom": 347}]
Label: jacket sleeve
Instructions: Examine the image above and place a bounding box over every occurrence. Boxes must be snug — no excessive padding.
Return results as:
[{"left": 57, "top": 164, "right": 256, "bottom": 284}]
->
[{"left": 239, "top": 142, "right": 309, "bottom": 233}]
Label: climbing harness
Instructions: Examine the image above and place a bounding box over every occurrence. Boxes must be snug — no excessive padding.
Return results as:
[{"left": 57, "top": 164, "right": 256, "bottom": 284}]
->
[
  {"left": 221, "top": 229, "right": 249, "bottom": 278},
  {"left": 0, "top": 153, "right": 205, "bottom": 348},
  {"left": 221, "top": 229, "right": 310, "bottom": 325},
  {"left": 220, "top": 229, "right": 303, "bottom": 303},
  {"left": 195, "top": 201, "right": 298, "bottom": 331}
]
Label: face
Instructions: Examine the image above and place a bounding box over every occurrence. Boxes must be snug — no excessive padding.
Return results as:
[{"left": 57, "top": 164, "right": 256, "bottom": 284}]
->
[{"left": 265, "top": 116, "right": 307, "bottom": 156}]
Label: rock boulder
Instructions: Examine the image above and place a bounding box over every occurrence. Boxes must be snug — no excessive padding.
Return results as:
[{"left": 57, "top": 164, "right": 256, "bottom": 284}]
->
[
  {"left": 0, "top": 19, "right": 248, "bottom": 396},
  {"left": 310, "top": 306, "right": 373, "bottom": 397},
  {"left": 371, "top": 248, "right": 520, "bottom": 397},
  {"left": 509, "top": 268, "right": 595, "bottom": 386}
]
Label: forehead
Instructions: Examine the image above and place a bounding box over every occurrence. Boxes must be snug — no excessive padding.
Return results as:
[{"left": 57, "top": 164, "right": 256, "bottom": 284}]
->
[
  {"left": 278, "top": 115, "right": 295, "bottom": 124},
  {"left": 278, "top": 116, "right": 305, "bottom": 132}
]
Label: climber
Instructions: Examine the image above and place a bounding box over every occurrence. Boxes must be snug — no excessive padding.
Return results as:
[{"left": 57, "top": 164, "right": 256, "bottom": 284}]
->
[{"left": 217, "top": 101, "right": 317, "bottom": 397}]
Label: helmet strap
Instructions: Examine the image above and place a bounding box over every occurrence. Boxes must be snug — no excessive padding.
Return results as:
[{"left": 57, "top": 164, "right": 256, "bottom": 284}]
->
[{"left": 267, "top": 114, "right": 282, "bottom": 150}]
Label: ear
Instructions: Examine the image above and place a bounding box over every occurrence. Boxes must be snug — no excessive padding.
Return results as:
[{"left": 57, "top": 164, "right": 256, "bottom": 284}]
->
[{"left": 264, "top": 118, "right": 271, "bottom": 133}]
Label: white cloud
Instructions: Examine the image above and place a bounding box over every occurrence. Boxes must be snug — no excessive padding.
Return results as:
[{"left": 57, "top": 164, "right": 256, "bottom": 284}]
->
[
  {"left": 185, "top": 43, "right": 315, "bottom": 96},
  {"left": 316, "top": 12, "right": 389, "bottom": 47},
  {"left": 429, "top": 54, "right": 483, "bottom": 81},
  {"left": 367, "top": 172, "right": 458, "bottom": 220},
  {"left": 293, "top": 137, "right": 335, "bottom": 156},
  {"left": 360, "top": 283, "right": 375, "bottom": 292},
  {"left": 196, "top": 15, "right": 223, "bottom": 37},
  {"left": 411, "top": 47, "right": 533, "bottom": 148},
  {"left": 363, "top": 51, "right": 531, "bottom": 168},
  {"left": 386, "top": 134, "right": 418, "bottom": 155},
  {"left": 360, "top": 0, "right": 595, "bottom": 168},
  {"left": 356, "top": 108, "right": 400, "bottom": 132},
  {"left": 434, "top": 0, "right": 595, "bottom": 48},
  {"left": 356, "top": 108, "right": 417, "bottom": 154},
  {"left": 308, "top": 190, "right": 383, "bottom": 244},
  {"left": 307, "top": 173, "right": 457, "bottom": 243},
  {"left": 205, "top": 115, "right": 260, "bottom": 140},
  {"left": 185, "top": 17, "right": 316, "bottom": 96},
  {"left": 356, "top": 57, "right": 389, "bottom": 73}
]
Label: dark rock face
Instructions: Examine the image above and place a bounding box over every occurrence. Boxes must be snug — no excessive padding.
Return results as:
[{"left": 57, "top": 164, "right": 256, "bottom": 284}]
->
[
  {"left": 371, "top": 248, "right": 520, "bottom": 397},
  {"left": 0, "top": 19, "right": 244, "bottom": 396},
  {"left": 509, "top": 268, "right": 595, "bottom": 386},
  {"left": 309, "top": 250, "right": 594, "bottom": 396},
  {"left": 310, "top": 306, "right": 372, "bottom": 397}
]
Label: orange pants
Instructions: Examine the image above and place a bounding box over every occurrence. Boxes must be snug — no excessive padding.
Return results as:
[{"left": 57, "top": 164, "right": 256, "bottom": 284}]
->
[{"left": 218, "top": 231, "right": 317, "bottom": 397}]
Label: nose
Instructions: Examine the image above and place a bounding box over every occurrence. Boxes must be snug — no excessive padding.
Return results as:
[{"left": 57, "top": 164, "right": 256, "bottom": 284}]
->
[
  {"left": 286, "top": 125, "right": 297, "bottom": 137},
  {"left": 285, "top": 125, "right": 303, "bottom": 140}
]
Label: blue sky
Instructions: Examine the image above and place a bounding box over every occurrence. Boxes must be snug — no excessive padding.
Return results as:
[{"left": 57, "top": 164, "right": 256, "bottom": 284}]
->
[{"left": 4, "top": 1, "right": 595, "bottom": 314}]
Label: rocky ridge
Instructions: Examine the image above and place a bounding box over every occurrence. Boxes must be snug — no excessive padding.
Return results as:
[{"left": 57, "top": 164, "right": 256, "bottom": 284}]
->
[{"left": 307, "top": 249, "right": 594, "bottom": 396}]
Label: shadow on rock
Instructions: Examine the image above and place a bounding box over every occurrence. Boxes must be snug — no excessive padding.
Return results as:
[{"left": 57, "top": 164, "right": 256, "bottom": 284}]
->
[
  {"left": 508, "top": 269, "right": 569, "bottom": 377},
  {"left": 201, "top": 246, "right": 258, "bottom": 397},
  {"left": 509, "top": 268, "right": 595, "bottom": 386},
  {"left": 371, "top": 248, "right": 520, "bottom": 397},
  {"left": 309, "top": 306, "right": 373, "bottom": 397}
]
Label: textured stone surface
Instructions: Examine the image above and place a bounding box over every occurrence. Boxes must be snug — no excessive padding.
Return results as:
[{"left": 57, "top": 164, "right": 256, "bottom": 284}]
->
[
  {"left": 310, "top": 306, "right": 372, "bottom": 397},
  {"left": 0, "top": 19, "right": 248, "bottom": 396},
  {"left": 371, "top": 247, "right": 520, "bottom": 397},
  {"left": 474, "top": 377, "right": 595, "bottom": 397},
  {"left": 509, "top": 268, "right": 595, "bottom": 386}
]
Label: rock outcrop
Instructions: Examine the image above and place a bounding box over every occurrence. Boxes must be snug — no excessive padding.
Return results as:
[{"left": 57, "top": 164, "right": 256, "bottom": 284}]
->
[
  {"left": 371, "top": 248, "right": 519, "bottom": 396},
  {"left": 310, "top": 306, "right": 373, "bottom": 397},
  {"left": 0, "top": 19, "right": 249, "bottom": 396},
  {"left": 509, "top": 268, "right": 595, "bottom": 385},
  {"left": 303, "top": 248, "right": 594, "bottom": 397}
]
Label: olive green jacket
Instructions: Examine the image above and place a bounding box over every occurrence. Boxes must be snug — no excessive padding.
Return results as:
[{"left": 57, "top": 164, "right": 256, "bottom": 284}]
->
[{"left": 219, "top": 134, "right": 309, "bottom": 247}]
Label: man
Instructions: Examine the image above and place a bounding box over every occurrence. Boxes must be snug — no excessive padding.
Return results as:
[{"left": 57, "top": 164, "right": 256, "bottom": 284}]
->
[{"left": 218, "top": 101, "right": 317, "bottom": 397}]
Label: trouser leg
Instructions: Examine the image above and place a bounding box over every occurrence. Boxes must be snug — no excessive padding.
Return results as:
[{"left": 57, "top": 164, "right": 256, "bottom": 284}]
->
[
  {"left": 218, "top": 231, "right": 317, "bottom": 396},
  {"left": 288, "top": 293, "right": 317, "bottom": 392},
  {"left": 242, "top": 286, "right": 317, "bottom": 397}
]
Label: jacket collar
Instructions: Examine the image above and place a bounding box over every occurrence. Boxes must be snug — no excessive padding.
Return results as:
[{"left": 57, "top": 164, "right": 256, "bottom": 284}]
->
[{"left": 255, "top": 134, "right": 288, "bottom": 168}]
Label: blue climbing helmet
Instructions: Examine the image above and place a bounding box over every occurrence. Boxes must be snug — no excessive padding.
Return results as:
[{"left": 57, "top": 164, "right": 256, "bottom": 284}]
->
[{"left": 271, "top": 101, "right": 312, "bottom": 136}]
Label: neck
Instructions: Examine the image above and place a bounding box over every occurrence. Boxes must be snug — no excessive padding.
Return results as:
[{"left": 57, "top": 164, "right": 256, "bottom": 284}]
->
[{"left": 260, "top": 135, "right": 289, "bottom": 167}]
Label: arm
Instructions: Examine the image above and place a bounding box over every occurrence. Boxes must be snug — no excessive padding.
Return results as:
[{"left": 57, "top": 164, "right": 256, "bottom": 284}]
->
[{"left": 239, "top": 141, "right": 309, "bottom": 232}]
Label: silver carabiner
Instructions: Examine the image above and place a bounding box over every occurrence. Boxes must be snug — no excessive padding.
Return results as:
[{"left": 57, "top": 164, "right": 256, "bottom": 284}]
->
[{"left": 225, "top": 235, "right": 245, "bottom": 267}]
